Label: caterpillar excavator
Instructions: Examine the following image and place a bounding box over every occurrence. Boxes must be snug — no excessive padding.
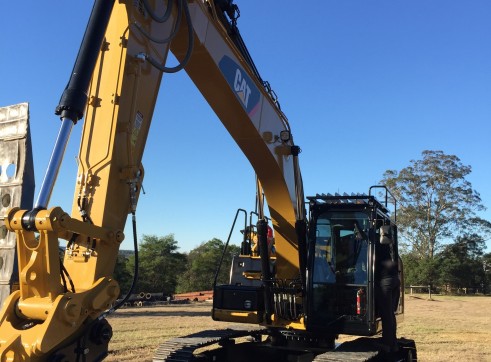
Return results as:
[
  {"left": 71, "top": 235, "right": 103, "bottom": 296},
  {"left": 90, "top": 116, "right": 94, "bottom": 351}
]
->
[{"left": 0, "top": 0, "right": 416, "bottom": 361}]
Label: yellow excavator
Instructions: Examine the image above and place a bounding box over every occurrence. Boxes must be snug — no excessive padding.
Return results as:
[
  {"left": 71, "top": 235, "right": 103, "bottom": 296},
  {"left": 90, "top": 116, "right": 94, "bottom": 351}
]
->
[{"left": 0, "top": 0, "right": 416, "bottom": 361}]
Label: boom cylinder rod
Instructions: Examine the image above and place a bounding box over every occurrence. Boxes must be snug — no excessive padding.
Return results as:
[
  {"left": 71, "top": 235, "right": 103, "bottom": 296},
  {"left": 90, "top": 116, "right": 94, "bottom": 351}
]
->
[
  {"left": 35, "top": 0, "right": 115, "bottom": 210},
  {"left": 35, "top": 119, "right": 73, "bottom": 209}
]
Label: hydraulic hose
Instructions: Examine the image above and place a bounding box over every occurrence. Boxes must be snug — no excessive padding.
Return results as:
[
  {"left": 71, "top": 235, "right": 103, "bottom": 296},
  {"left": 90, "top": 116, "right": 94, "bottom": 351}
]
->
[
  {"left": 144, "top": 0, "right": 194, "bottom": 73},
  {"left": 99, "top": 211, "right": 139, "bottom": 319},
  {"left": 132, "top": 0, "right": 181, "bottom": 44},
  {"left": 257, "top": 219, "right": 273, "bottom": 323},
  {"left": 142, "top": 0, "right": 173, "bottom": 23}
]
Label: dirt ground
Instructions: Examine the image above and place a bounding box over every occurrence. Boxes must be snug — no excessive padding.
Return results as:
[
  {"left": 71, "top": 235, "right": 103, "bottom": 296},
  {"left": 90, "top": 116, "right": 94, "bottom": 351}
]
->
[{"left": 105, "top": 295, "right": 491, "bottom": 361}]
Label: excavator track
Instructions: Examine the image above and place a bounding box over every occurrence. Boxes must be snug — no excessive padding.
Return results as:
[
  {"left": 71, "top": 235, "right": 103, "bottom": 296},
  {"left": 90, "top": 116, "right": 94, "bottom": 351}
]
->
[
  {"left": 313, "top": 337, "right": 416, "bottom": 362},
  {"left": 154, "top": 330, "right": 416, "bottom": 362},
  {"left": 313, "top": 353, "right": 379, "bottom": 362},
  {"left": 313, "top": 338, "right": 380, "bottom": 362},
  {"left": 153, "top": 326, "right": 266, "bottom": 362}
]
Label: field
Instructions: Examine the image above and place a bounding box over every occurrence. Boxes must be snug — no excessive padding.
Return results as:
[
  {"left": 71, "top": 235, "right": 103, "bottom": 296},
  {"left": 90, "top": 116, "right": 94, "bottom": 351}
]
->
[{"left": 105, "top": 295, "right": 491, "bottom": 361}]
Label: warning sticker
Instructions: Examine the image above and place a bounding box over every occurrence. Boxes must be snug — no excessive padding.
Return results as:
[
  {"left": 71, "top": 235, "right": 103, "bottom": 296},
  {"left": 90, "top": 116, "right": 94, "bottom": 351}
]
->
[{"left": 131, "top": 111, "right": 143, "bottom": 146}]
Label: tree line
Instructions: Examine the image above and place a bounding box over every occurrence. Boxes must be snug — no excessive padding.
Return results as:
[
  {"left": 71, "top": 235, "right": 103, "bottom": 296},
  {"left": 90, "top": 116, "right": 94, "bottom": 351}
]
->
[
  {"left": 114, "top": 235, "right": 240, "bottom": 297},
  {"left": 114, "top": 150, "right": 491, "bottom": 296}
]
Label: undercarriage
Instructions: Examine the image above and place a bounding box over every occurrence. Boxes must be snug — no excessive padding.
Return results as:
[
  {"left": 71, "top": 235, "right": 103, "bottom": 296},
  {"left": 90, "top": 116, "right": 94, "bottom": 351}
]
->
[{"left": 153, "top": 326, "right": 417, "bottom": 362}]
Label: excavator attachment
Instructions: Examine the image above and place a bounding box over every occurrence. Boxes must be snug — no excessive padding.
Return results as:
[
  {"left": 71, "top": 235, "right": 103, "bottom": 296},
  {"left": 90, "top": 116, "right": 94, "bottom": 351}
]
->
[{"left": 0, "top": 103, "right": 35, "bottom": 307}]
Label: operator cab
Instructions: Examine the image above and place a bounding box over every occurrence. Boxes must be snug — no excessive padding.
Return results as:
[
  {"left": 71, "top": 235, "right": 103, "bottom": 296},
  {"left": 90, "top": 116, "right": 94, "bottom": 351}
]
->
[{"left": 306, "top": 186, "right": 403, "bottom": 336}]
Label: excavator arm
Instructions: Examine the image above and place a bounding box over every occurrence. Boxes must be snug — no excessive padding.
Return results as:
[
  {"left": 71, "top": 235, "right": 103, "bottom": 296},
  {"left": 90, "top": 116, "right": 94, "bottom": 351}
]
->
[{"left": 0, "top": 1, "right": 305, "bottom": 360}]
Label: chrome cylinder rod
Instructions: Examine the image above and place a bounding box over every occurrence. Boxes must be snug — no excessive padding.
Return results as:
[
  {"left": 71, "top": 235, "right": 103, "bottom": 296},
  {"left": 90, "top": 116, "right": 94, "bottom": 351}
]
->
[{"left": 34, "top": 118, "right": 74, "bottom": 209}]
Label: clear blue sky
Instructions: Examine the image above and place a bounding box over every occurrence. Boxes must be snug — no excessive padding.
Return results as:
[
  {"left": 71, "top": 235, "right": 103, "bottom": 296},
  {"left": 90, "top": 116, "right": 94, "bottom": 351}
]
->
[{"left": 1, "top": 1, "right": 490, "bottom": 252}]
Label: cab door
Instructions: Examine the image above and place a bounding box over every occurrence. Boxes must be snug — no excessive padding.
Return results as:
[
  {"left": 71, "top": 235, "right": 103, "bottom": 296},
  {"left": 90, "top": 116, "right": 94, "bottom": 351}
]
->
[{"left": 307, "top": 209, "right": 375, "bottom": 336}]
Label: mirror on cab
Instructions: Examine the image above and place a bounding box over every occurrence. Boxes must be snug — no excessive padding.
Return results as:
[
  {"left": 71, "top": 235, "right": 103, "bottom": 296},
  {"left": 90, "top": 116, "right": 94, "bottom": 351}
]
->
[{"left": 379, "top": 225, "right": 393, "bottom": 245}]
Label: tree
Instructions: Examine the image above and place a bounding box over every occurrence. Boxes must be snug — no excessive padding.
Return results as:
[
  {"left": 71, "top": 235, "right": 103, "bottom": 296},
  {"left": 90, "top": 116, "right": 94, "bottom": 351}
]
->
[
  {"left": 382, "top": 150, "right": 489, "bottom": 259},
  {"left": 113, "top": 253, "right": 134, "bottom": 297},
  {"left": 136, "top": 234, "right": 187, "bottom": 295},
  {"left": 176, "top": 238, "right": 240, "bottom": 293},
  {"left": 482, "top": 252, "right": 491, "bottom": 294},
  {"left": 435, "top": 234, "right": 486, "bottom": 292},
  {"left": 401, "top": 252, "right": 439, "bottom": 287}
]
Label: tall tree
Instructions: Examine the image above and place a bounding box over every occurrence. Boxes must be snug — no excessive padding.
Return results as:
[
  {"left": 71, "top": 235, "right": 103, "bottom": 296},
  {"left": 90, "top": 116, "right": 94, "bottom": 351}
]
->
[
  {"left": 382, "top": 150, "right": 489, "bottom": 259},
  {"left": 136, "top": 234, "right": 187, "bottom": 295},
  {"left": 176, "top": 238, "right": 240, "bottom": 293}
]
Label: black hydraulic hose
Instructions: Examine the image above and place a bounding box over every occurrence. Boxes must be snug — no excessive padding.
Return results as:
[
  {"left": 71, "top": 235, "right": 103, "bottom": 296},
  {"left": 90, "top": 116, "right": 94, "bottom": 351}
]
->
[
  {"left": 55, "top": 0, "right": 115, "bottom": 123},
  {"left": 257, "top": 219, "right": 273, "bottom": 324},
  {"left": 98, "top": 212, "right": 139, "bottom": 319},
  {"left": 214, "top": 0, "right": 289, "bottom": 125},
  {"left": 232, "top": 28, "right": 263, "bottom": 84},
  {"left": 60, "top": 259, "right": 68, "bottom": 292},
  {"left": 214, "top": 2, "right": 264, "bottom": 90},
  {"left": 145, "top": 0, "right": 194, "bottom": 73},
  {"left": 212, "top": 208, "right": 247, "bottom": 289},
  {"left": 132, "top": 19, "right": 179, "bottom": 45},
  {"left": 141, "top": 0, "right": 174, "bottom": 23},
  {"left": 60, "top": 260, "right": 76, "bottom": 293},
  {"left": 132, "top": 0, "right": 182, "bottom": 44}
]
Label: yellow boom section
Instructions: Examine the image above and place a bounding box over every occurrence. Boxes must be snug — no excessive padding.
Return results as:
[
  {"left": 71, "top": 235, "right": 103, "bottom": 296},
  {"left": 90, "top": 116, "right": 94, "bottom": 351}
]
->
[{"left": 173, "top": 1, "right": 302, "bottom": 280}]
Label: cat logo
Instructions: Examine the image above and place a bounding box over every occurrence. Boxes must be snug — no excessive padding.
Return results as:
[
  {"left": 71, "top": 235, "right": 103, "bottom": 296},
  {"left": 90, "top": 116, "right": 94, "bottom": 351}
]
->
[
  {"left": 219, "top": 55, "right": 260, "bottom": 116},
  {"left": 234, "top": 68, "right": 252, "bottom": 108}
]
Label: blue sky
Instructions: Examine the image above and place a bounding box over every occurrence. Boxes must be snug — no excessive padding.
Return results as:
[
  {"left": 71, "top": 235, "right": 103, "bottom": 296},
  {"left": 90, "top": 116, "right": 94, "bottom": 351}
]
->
[{"left": 1, "top": 1, "right": 490, "bottom": 252}]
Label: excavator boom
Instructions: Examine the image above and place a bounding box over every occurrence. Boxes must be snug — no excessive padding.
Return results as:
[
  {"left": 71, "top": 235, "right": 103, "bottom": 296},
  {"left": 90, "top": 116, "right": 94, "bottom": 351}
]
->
[{"left": 0, "top": 1, "right": 305, "bottom": 360}]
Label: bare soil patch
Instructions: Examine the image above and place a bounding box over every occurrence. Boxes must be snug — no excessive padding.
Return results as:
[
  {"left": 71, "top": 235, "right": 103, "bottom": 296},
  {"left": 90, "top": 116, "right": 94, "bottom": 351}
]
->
[{"left": 105, "top": 295, "right": 491, "bottom": 361}]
